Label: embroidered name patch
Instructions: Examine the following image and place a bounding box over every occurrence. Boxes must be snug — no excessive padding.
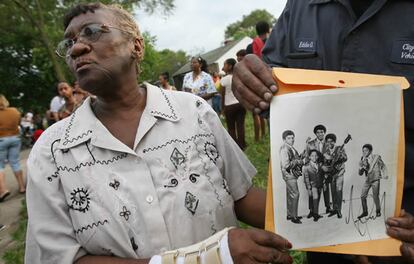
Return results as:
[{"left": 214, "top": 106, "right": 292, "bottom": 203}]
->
[
  {"left": 296, "top": 38, "right": 317, "bottom": 52},
  {"left": 391, "top": 40, "right": 414, "bottom": 64}
]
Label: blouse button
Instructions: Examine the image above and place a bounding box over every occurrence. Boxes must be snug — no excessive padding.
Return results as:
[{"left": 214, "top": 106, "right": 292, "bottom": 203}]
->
[{"left": 146, "top": 195, "right": 154, "bottom": 204}]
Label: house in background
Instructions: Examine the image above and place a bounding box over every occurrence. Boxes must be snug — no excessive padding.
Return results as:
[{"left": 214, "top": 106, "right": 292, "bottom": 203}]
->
[{"left": 172, "top": 36, "right": 252, "bottom": 90}]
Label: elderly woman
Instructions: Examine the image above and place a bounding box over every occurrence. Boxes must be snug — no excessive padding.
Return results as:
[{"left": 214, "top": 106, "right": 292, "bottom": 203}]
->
[
  {"left": 25, "top": 3, "right": 292, "bottom": 264},
  {"left": 0, "top": 94, "right": 26, "bottom": 201}
]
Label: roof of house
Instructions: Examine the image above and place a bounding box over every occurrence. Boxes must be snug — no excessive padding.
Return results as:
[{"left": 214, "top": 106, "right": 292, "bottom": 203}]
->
[{"left": 173, "top": 38, "right": 247, "bottom": 77}]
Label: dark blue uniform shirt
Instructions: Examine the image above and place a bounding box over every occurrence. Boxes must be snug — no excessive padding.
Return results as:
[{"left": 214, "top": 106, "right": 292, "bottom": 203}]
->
[{"left": 263, "top": 0, "right": 414, "bottom": 215}]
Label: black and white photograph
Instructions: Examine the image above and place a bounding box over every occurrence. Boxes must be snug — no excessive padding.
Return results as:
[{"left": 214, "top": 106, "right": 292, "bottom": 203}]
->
[{"left": 270, "top": 84, "right": 401, "bottom": 249}]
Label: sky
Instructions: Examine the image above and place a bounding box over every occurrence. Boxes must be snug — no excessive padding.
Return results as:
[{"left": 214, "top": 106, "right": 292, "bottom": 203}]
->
[{"left": 134, "top": 0, "right": 287, "bottom": 55}]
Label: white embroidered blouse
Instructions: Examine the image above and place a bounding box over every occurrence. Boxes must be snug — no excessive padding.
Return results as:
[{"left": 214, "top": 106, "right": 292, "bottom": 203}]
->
[{"left": 25, "top": 84, "right": 255, "bottom": 264}]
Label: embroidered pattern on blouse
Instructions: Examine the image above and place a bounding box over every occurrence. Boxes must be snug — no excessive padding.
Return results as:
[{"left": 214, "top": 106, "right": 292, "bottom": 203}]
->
[
  {"left": 130, "top": 237, "right": 139, "bottom": 251},
  {"left": 222, "top": 178, "right": 231, "bottom": 195},
  {"left": 74, "top": 219, "right": 108, "bottom": 234},
  {"left": 189, "top": 173, "right": 200, "bottom": 183},
  {"left": 209, "top": 211, "right": 217, "bottom": 234},
  {"left": 142, "top": 133, "right": 214, "bottom": 153},
  {"left": 184, "top": 191, "right": 199, "bottom": 215},
  {"left": 119, "top": 206, "right": 131, "bottom": 221},
  {"left": 57, "top": 152, "right": 128, "bottom": 173},
  {"left": 69, "top": 187, "right": 91, "bottom": 213},
  {"left": 170, "top": 147, "right": 185, "bottom": 168},
  {"left": 164, "top": 178, "right": 179, "bottom": 188},
  {"left": 48, "top": 139, "right": 61, "bottom": 182},
  {"left": 204, "top": 142, "right": 219, "bottom": 164},
  {"left": 109, "top": 179, "right": 120, "bottom": 190},
  {"left": 62, "top": 110, "right": 93, "bottom": 146},
  {"left": 196, "top": 142, "right": 223, "bottom": 207},
  {"left": 150, "top": 87, "right": 177, "bottom": 120},
  {"left": 101, "top": 248, "right": 115, "bottom": 256}
]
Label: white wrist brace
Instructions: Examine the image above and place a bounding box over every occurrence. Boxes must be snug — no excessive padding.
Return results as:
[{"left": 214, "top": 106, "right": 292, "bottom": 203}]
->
[{"left": 149, "top": 227, "right": 234, "bottom": 264}]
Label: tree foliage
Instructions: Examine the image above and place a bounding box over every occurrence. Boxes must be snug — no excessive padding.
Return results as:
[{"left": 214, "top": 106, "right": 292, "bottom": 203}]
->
[
  {"left": 140, "top": 32, "right": 188, "bottom": 83},
  {"left": 0, "top": 0, "right": 176, "bottom": 112},
  {"left": 224, "top": 9, "right": 276, "bottom": 40}
]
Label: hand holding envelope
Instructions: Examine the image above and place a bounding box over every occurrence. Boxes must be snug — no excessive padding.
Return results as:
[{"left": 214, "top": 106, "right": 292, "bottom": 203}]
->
[{"left": 232, "top": 60, "right": 413, "bottom": 259}]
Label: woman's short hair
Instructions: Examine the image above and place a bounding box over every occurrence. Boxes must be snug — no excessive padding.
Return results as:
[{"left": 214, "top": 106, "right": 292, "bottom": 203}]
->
[
  {"left": 0, "top": 94, "right": 10, "bottom": 109},
  {"left": 160, "top": 72, "right": 169, "bottom": 80},
  {"left": 63, "top": 3, "right": 144, "bottom": 72},
  {"left": 224, "top": 58, "right": 237, "bottom": 69}
]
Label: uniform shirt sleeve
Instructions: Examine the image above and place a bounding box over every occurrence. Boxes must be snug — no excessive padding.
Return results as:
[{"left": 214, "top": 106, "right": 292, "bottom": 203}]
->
[
  {"left": 200, "top": 102, "right": 256, "bottom": 201},
  {"left": 262, "top": 0, "right": 291, "bottom": 67},
  {"left": 25, "top": 128, "right": 87, "bottom": 264}
]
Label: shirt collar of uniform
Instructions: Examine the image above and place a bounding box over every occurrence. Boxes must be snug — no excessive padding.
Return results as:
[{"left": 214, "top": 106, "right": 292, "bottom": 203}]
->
[{"left": 56, "top": 84, "right": 181, "bottom": 151}]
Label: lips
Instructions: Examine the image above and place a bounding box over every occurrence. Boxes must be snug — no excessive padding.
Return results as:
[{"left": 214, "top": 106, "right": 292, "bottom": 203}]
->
[{"left": 75, "top": 60, "right": 93, "bottom": 72}]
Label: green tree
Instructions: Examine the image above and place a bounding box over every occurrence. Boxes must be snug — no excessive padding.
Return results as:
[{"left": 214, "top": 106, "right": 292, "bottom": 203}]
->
[
  {"left": 224, "top": 9, "right": 276, "bottom": 40},
  {"left": 140, "top": 32, "right": 188, "bottom": 83},
  {"left": 0, "top": 0, "right": 175, "bottom": 112}
]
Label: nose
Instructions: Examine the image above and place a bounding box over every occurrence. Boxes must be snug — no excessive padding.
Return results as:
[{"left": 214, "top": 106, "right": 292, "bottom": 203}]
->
[{"left": 68, "top": 41, "right": 91, "bottom": 60}]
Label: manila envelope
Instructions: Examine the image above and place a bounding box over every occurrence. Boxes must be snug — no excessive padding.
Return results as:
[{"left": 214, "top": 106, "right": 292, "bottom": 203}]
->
[{"left": 265, "top": 68, "right": 410, "bottom": 256}]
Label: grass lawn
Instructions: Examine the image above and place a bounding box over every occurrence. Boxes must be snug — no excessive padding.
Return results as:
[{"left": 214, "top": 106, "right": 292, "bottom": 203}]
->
[{"left": 3, "top": 112, "right": 306, "bottom": 264}]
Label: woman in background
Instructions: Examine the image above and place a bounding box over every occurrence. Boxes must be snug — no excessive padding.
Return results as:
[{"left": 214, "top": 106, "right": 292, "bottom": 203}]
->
[
  {"left": 159, "top": 72, "right": 176, "bottom": 90},
  {"left": 182, "top": 56, "right": 216, "bottom": 105},
  {"left": 221, "top": 58, "right": 246, "bottom": 150},
  {"left": 0, "top": 94, "right": 26, "bottom": 202}
]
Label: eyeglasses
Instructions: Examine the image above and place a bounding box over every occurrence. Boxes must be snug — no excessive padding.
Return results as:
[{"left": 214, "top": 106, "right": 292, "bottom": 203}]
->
[{"left": 55, "top": 23, "right": 130, "bottom": 58}]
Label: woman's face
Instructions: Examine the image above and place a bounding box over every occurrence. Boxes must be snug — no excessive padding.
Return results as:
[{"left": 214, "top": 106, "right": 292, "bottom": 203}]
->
[
  {"left": 64, "top": 9, "right": 142, "bottom": 96},
  {"left": 191, "top": 58, "right": 201, "bottom": 72},
  {"left": 222, "top": 62, "right": 231, "bottom": 74},
  {"left": 159, "top": 75, "right": 167, "bottom": 85}
]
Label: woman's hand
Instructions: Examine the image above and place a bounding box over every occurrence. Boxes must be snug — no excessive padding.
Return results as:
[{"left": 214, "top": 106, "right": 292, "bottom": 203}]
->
[
  {"left": 228, "top": 228, "right": 293, "bottom": 264},
  {"left": 386, "top": 209, "right": 414, "bottom": 262}
]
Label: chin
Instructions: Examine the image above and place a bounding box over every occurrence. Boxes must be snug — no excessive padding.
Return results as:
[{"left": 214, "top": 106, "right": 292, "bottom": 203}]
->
[{"left": 76, "top": 69, "right": 114, "bottom": 97}]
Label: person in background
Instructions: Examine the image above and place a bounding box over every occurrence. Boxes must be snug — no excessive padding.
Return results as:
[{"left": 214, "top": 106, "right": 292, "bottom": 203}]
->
[
  {"left": 221, "top": 58, "right": 246, "bottom": 150},
  {"left": 236, "top": 49, "right": 247, "bottom": 62},
  {"left": 48, "top": 82, "right": 66, "bottom": 125},
  {"left": 252, "top": 21, "right": 270, "bottom": 58},
  {"left": 182, "top": 56, "right": 217, "bottom": 105},
  {"left": 0, "top": 94, "right": 26, "bottom": 202},
  {"left": 58, "top": 82, "right": 79, "bottom": 119},
  {"left": 211, "top": 71, "right": 222, "bottom": 115},
  {"left": 158, "top": 72, "right": 176, "bottom": 91},
  {"left": 232, "top": 0, "right": 414, "bottom": 262}
]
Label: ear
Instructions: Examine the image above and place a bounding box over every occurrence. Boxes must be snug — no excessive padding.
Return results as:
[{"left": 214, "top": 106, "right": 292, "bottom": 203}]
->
[{"left": 133, "top": 36, "right": 145, "bottom": 61}]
